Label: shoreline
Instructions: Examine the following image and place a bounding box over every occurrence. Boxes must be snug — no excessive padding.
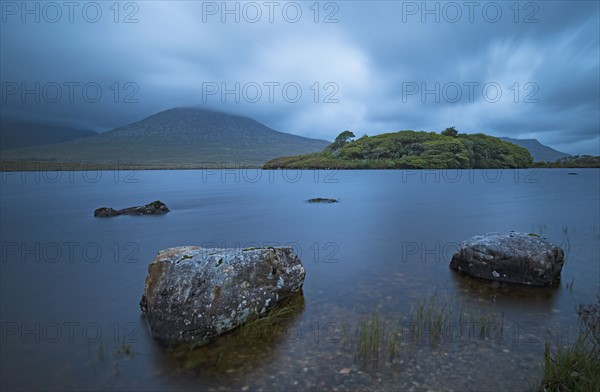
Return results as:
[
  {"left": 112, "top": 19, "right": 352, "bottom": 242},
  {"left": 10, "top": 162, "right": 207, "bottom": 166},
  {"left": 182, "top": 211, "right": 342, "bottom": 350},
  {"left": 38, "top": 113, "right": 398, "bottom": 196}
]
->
[{"left": 1, "top": 161, "right": 598, "bottom": 171}]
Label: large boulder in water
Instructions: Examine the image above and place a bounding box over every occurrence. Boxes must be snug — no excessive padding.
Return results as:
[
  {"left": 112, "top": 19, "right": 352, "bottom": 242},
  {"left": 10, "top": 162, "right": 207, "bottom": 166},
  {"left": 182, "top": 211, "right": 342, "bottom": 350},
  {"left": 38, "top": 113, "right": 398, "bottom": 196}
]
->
[
  {"left": 450, "top": 232, "right": 564, "bottom": 286},
  {"left": 140, "top": 246, "right": 306, "bottom": 346}
]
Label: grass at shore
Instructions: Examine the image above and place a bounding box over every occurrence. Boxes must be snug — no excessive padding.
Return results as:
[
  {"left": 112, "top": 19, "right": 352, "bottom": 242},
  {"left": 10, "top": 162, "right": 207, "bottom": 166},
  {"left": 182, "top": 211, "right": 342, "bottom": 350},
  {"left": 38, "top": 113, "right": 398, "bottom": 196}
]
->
[
  {"left": 541, "top": 334, "right": 600, "bottom": 391},
  {"left": 540, "top": 300, "right": 600, "bottom": 391}
]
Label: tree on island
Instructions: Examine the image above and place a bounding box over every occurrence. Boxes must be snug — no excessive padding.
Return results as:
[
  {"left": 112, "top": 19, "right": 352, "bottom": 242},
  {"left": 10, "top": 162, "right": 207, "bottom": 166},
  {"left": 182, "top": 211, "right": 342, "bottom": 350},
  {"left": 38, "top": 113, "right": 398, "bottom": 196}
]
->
[
  {"left": 334, "top": 130, "right": 355, "bottom": 145},
  {"left": 441, "top": 126, "right": 458, "bottom": 137},
  {"left": 327, "top": 130, "right": 356, "bottom": 152}
]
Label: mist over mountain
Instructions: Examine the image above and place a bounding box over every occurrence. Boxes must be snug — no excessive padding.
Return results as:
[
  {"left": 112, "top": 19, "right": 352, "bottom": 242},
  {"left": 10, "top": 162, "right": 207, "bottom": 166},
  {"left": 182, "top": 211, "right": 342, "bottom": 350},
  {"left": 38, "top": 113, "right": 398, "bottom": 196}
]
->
[
  {"left": 0, "top": 121, "right": 97, "bottom": 150},
  {"left": 499, "top": 137, "right": 571, "bottom": 162},
  {"left": 0, "top": 108, "right": 330, "bottom": 166}
]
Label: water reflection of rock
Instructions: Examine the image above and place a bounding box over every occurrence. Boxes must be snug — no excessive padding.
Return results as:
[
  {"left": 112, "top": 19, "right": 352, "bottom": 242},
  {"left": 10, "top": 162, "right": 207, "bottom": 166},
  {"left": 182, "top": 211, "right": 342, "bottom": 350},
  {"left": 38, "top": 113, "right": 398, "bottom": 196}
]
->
[
  {"left": 449, "top": 271, "right": 560, "bottom": 307},
  {"left": 166, "top": 292, "right": 305, "bottom": 377}
]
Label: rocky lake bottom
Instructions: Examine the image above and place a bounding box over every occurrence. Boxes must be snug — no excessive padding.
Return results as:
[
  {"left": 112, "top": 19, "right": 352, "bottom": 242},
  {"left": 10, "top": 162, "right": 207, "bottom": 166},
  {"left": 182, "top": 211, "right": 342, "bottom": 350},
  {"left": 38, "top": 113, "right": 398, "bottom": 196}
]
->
[{"left": 1, "top": 169, "right": 598, "bottom": 391}]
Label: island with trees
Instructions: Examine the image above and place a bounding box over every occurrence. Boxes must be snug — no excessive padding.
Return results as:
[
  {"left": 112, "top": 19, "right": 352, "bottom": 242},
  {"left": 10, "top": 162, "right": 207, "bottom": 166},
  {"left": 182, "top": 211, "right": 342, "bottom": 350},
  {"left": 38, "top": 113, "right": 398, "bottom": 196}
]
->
[{"left": 263, "top": 127, "right": 535, "bottom": 169}]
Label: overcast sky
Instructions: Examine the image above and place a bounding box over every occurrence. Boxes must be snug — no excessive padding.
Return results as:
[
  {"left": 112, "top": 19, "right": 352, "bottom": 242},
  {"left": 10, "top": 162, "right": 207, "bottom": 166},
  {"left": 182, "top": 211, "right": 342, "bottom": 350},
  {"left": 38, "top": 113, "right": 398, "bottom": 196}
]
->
[{"left": 1, "top": 1, "right": 598, "bottom": 154}]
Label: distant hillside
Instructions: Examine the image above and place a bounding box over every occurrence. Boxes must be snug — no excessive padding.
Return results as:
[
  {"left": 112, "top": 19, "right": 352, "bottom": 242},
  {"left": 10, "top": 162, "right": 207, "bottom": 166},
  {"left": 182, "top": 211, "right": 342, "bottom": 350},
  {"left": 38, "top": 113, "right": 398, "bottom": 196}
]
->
[
  {"left": 498, "top": 137, "right": 570, "bottom": 162},
  {"left": 532, "top": 155, "right": 600, "bottom": 168},
  {"left": 0, "top": 121, "right": 97, "bottom": 150},
  {"left": 0, "top": 108, "right": 329, "bottom": 166},
  {"left": 264, "top": 130, "right": 533, "bottom": 169}
]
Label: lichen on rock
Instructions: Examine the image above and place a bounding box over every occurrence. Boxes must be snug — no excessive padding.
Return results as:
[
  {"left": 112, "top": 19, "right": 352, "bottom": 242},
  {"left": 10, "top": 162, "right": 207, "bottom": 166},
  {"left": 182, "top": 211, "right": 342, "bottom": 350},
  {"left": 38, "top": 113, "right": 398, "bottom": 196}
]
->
[{"left": 140, "top": 246, "right": 306, "bottom": 346}]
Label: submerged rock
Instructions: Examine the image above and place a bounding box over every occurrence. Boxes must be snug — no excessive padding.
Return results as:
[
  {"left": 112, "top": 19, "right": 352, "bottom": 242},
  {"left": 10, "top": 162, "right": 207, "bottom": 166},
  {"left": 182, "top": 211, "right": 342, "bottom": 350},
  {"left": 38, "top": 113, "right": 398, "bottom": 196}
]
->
[
  {"left": 450, "top": 232, "right": 564, "bottom": 286},
  {"left": 306, "top": 198, "right": 339, "bottom": 203},
  {"left": 94, "top": 200, "right": 169, "bottom": 217},
  {"left": 140, "top": 246, "right": 306, "bottom": 346}
]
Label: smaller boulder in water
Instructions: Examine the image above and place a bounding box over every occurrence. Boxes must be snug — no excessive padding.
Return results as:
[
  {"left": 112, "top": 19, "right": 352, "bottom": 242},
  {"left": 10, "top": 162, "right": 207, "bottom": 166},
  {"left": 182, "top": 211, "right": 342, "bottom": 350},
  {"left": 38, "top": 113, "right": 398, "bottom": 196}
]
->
[
  {"left": 449, "top": 232, "right": 564, "bottom": 286},
  {"left": 94, "top": 200, "right": 169, "bottom": 218}
]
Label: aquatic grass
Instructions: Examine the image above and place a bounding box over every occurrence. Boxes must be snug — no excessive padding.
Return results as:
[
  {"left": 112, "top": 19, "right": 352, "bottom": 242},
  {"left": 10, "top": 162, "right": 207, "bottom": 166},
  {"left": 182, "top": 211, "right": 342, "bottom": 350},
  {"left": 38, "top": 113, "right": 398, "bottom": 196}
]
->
[
  {"left": 565, "top": 278, "right": 575, "bottom": 292},
  {"left": 475, "top": 308, "right": 504, "bottom": 338},
  {"left": 541, "top": 331, "right": 600, "bottom": 391},
  {"left": 355, "top": 311, "right": 384, "bottom": 366},
  {"left": 561, "top": 234, "right": 571, "bottom": 262},
  {"left": 409, "top": 296, "right": 449, "bottom": 344},
  {"left": 98, "top": 341, "right": 105, "bottom": 362},
  {"left": 541, "top": 299, "right": 600, "bottom": 391},
  {"left": 352, "top": 294, "right": 505, "bottom": 367},
  {"left": 89, "top": 340, "right": 134, "bottom": 375},
  {"left": 111, "top": 343, "right": 134, "bottom": 376},
  {"left": 387, "top": 318, "right": 403, "bottom": 360},
  {"left": 340, "top": 323, "right": 352, "bottom": 350},
  {"left": 237, "top": 294, "right": 304, "bottom": 343},
  {"left": 113, "top": 343, "right": 133, "bottom": 358}
]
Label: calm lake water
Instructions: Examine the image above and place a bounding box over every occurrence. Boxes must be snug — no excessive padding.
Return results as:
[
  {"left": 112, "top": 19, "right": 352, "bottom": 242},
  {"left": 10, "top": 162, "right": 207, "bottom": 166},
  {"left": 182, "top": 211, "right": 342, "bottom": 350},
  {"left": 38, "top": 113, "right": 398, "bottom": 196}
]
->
[{"left": 1, "top": 168, "right": 599, "bottom": 391}]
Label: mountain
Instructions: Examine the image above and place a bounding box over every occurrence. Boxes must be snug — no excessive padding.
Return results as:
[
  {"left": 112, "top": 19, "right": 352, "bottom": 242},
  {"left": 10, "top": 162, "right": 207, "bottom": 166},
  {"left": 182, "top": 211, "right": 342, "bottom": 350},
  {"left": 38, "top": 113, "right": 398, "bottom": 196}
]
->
[
  {"left": 0, "top": 121, "right": 97, "bottom": 150},
  {"left": 0, "top": 108, "right": 330, "bottom": 167},
  {"left": 498, "top": 137, "right": 570, "bottom": 162},
  {"left": 264, "top": 131, "right": 533, "bottom": 169}
]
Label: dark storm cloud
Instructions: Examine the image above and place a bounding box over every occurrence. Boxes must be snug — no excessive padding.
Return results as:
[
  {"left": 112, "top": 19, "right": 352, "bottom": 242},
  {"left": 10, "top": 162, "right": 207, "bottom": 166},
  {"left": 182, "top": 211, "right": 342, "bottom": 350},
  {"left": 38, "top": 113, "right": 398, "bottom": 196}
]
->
[{"left": 0, "top": 1, "right": 598, "bottom": 154}]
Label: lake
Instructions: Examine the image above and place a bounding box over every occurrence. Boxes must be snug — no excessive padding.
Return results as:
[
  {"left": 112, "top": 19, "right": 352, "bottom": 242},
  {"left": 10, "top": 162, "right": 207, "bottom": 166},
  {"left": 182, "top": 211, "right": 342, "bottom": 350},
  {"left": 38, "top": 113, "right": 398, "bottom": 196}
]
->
[{"left": 1, "top": 168, "right": 598, "bottom": 391}]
